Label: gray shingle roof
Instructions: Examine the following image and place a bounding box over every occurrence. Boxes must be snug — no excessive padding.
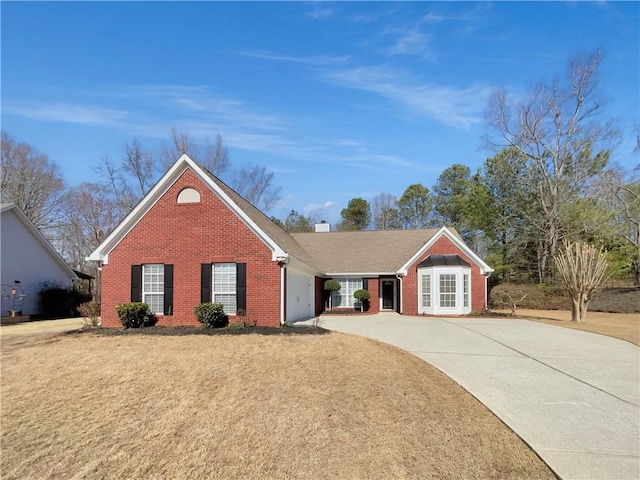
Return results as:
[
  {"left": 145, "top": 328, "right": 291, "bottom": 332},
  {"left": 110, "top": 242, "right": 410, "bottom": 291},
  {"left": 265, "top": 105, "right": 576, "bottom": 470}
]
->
[
  {"left": 199, "top": 168, "right": 319, "bottom": 268},
  {"left": 292, "top": 229, "right": 443, "bottom": 274}
]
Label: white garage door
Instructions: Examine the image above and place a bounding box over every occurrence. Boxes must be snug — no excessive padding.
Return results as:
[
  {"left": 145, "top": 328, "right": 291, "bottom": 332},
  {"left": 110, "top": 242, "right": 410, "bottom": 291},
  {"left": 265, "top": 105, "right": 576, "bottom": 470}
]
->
[{"left": 286, "top": 268, "right": 313, "bottom": 323}]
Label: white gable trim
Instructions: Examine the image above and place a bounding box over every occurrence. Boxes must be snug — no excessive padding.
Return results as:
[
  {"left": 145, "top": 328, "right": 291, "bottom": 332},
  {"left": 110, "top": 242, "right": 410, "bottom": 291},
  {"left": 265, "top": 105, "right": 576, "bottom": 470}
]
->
[
  {"left": 1, "top": 204, "right": 78, "bottom": 280},
  {"left": 398, "top": 226, "right": 493, "bottom": 275},
  {"left": 88, "top": 154, "right": 286, "bottom": 264}
]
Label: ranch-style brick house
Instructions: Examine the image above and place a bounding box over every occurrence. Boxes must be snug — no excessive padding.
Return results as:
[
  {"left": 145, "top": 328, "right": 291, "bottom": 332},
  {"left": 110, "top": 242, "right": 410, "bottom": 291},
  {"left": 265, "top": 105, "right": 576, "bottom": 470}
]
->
[{"left": 89, "top": 154, "right": 493, "bottom": 327}]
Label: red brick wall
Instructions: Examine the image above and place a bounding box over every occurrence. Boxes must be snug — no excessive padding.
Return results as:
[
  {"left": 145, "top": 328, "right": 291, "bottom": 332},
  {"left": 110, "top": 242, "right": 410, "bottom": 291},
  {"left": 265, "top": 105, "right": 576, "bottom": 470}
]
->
[
  {"left": 100, "top": 169, "right": 282, "bottom": 328},
  {"left": 402, "top": 235, "right": 487, "bottom": 316},
  {"left": 367, "top": 277, "right": 380, "bottom": 313}
]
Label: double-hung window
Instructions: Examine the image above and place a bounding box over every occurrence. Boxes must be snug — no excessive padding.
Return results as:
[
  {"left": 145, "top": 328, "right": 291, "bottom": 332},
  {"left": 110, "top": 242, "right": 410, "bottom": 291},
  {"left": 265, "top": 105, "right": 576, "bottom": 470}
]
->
[
  {"left": 213, "top": 263, "right": 237, "bottom": 314},
  {"left": 439, "top": 274, "right": 456, "bottom": 308},
  {"left": 421, "top": 274, "right": 431, "bottom": 308},
  {"left": 142, "top": 264, "right": 164, "bottom": 315}
]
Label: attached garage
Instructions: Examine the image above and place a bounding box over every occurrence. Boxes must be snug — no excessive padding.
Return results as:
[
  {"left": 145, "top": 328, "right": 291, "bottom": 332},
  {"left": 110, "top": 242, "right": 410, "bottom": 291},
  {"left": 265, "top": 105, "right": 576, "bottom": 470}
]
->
[{"left": 286, "top": 267, "right": 314, "bottom": 322}]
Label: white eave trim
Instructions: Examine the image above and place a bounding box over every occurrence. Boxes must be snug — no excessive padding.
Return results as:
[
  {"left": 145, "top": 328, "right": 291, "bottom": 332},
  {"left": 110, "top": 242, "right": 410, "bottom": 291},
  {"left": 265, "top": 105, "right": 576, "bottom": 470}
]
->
[
  {"left": 88, "top": 154, "right": 286, "bottom": 264},
  {"left": 324, "top": 272, "right": 398, "bottom": 277},
  {"left": 398, "top": 226, "right": 493, "bottom": 275}
]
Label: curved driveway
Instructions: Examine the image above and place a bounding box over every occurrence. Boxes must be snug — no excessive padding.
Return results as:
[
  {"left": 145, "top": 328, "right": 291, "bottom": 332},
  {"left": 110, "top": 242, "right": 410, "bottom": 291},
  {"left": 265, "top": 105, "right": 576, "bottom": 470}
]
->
[{"left": 309, "top": 314, "right": 640, "bottom": 480}]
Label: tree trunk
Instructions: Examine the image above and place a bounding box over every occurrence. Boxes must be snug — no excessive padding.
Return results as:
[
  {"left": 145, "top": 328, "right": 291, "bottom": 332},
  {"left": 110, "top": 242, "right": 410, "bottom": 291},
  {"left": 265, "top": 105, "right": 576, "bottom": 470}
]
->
[
  {"left": 570, "top": 296, "right": 581, "bottom": 322},
  {"left": 579, "top": 297, "right": 590, "bottom": 323}
]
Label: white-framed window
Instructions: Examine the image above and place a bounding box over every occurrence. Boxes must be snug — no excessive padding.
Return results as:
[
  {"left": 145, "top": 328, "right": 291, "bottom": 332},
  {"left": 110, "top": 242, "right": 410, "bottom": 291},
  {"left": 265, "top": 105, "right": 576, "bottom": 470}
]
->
[
  {"left": 213, "top": 263, "right": 237, "bottom": 314},
  {"left": 332, "top": 278, "right": 363, "bottom": 308},
  {"left": 417, "top": 267, "right": 471, "bottom": 315},
  {"left": 463, "top": 274, "right": 469, "bottom": 308},
  {"left": 439, "top": 274, "right": 456, "bottom": 308},
  {"left": 143, "top": 264, "right": 164, "bottom": 314},
  {"left": 421, "top": 274, "right": 431, "bottom": 308}
]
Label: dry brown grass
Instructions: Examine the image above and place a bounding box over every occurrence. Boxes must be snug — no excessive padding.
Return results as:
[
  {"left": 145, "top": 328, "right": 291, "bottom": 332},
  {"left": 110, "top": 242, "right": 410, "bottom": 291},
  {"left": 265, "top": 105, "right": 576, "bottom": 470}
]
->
[
  {"left": 1, "top": 330, "right": 555, "bottom": 480},
  {"left": 495, "top": 309, "right": 640, "bottom": 346}
]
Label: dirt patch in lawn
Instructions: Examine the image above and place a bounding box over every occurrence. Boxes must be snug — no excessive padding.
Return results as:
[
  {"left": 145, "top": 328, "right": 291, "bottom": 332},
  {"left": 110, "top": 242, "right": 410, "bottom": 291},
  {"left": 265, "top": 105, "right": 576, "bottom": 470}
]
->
[
  {"left": 1, "top": 331, "right": 555, "bottom": 480},
  {"left": 495, "top": 309, "right": 639, "bottom": 346}
]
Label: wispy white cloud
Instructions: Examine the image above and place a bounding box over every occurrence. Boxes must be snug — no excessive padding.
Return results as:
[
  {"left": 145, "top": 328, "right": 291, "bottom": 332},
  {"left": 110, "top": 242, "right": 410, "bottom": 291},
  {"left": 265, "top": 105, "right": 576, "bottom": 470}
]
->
[
  {"left": 324, "top": 65, "right": 492, "bottom": 130},
  {"left": 386, "top": 30, "right": 434, "bottom": 58},
  {"left": 238, "top": 50, "right": 349, "bottom": 66},
  {"left": 307, "top": 3, "right": 333, "bottom": 20},
  {"left": 3, "top": 83, "right": 418, "bottom": 171},
  {"left": 422, "top": 12, "right": 445, "bottom": 24},
  {"left": 2, "top": 101, "right": 127, "bottom": 126}
]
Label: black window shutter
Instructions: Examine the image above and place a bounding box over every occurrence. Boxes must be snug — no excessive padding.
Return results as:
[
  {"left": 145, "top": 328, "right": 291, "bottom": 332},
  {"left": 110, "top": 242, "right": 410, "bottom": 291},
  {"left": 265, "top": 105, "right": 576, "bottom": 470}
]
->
[
  {"left": 163, "top": 264, "right": 174, "bottom": 315},
  {"left": 201, "top": 264, "right": 212, "bottom": 303},
  {"left": 131, "top": 265, "right": 142, "bottom": 302},
  {"left": 363, "top": 279, "right": 368, "bottom": 290},
  {"left": 236, "top": 263, "right": 247, "bottom": 312}
]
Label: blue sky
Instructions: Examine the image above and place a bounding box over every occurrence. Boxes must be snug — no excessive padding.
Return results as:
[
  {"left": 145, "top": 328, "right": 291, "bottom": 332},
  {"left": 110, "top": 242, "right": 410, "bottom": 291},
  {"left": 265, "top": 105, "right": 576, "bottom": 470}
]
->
[{"left": 2, "top": 1, "right": 638, "bottom": 224}]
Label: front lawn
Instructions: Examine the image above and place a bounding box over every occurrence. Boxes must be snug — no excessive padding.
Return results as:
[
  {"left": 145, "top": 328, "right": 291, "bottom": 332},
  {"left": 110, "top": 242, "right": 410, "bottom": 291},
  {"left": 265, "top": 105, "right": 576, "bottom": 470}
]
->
[{"left": 1, "top": 330, "right": 555, "bottom": 479}]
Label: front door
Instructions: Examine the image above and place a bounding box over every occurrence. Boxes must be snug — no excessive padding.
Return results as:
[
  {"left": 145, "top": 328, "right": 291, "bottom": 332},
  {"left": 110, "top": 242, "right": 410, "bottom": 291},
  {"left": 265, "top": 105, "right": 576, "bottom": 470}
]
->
[{"left": 382, "top": 280, "right": 394, "bottom": 310}]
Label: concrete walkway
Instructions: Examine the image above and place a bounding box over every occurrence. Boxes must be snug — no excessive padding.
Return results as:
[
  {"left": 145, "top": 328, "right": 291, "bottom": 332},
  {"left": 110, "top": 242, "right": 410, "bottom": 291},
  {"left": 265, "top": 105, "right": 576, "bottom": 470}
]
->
[{"left": 298, "top": 313, "right": 640, "bottom": 480}]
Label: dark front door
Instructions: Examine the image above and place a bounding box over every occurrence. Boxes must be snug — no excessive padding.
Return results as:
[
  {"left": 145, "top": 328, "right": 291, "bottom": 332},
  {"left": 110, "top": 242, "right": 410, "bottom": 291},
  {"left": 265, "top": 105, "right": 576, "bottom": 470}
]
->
[{"left": 382, "top": 280, "right": 394, "bottom": 310}]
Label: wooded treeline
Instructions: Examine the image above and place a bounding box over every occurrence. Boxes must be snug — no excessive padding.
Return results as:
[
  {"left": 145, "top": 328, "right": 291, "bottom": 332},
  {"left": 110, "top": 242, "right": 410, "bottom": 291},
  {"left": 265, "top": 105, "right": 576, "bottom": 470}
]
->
[
  {"left": 1, "top": 53, "right": 638, "bottom": 288},
  {"left": 1, "top": 129, "right": 282, "bottom": 282},
  {"left": 274, "top": 54, "right": 640, "bottom": 286}
]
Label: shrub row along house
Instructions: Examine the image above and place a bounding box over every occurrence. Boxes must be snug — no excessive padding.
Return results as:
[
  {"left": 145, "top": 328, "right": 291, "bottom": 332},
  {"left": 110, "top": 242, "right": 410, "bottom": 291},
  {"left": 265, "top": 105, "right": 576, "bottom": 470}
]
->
[{"left": 89, "top": 155, "right": 493, "bottom": 327}]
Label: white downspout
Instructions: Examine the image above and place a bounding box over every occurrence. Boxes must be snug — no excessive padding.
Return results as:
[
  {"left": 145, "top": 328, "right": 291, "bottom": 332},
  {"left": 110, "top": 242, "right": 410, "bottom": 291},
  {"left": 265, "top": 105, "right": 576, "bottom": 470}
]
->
[
  {"left": 280, "top": 263, "right": 287, "bottom": 325},
  {"left": 277, "top": 256, "right": 289, "bottom": 325}
]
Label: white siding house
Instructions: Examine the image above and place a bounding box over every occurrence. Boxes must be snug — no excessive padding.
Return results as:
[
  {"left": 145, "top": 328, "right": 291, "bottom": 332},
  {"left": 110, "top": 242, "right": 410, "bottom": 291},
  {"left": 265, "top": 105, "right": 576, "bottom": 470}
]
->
[{"left": 1, "top": 203, "right": 77, "bottom": 316}]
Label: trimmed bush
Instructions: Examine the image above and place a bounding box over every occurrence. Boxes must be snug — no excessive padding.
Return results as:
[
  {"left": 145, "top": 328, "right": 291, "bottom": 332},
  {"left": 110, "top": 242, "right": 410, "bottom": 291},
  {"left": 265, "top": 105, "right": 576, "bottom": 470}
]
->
[
  {"left": 116, "top": 302, "right": 157, "bottom": 328},
  {"left": 353, "top": 289, "right": 370, "bottom": 312},
  {"left": 324, "top": 280, "right": 341, "bottom": 292},
  {"left": 194, "top": 302, "right": 228, "bottom": 328}
]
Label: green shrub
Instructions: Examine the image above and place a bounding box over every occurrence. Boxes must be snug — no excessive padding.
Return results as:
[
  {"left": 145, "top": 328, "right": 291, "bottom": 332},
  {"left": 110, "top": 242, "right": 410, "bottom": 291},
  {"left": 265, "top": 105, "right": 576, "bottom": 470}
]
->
[
  {"left": 194, "top": 302, "right": 228, "bottom": 328},
  {"left": 38, "top": 282, "right": 92, "bottom": 318},
  {"left": 324, "top": 279, "right": 341, "bottom": 292},
  {"left": 38, "top": 283, "right": 73, "bottom": 317},
  {"left": 227, "top": 322, "right": 245, "bottom": 331},
  {"left": 116, "top": 302, "right": 157, "bottom": 328}
]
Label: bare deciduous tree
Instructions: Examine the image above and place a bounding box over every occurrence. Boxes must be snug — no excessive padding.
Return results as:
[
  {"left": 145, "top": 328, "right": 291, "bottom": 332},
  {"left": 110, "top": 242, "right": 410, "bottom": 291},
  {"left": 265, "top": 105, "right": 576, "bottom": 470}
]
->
[
  {"left": 600, "top": 166, "right": 640, "bottom": 284},
  {"left": 161, "top": 128, "right": 230, "bottom": 176},
  {"left": 372, "top": 193, "right": 399, "bottom": 230},
  {"left": 1, "top": 131, "right": 66, "bottom": 231},
  {"left": 233, "top": 164, "right": 282, "bottom": 212},
  {"left": 123, "top": 139, "right": 155, "bottom": 197},
  {"left": 485, "top": 52, "right": 618, "bottom": 283},
  {"left": 555, "top": 241, "right": 609, "bottom": 322}
]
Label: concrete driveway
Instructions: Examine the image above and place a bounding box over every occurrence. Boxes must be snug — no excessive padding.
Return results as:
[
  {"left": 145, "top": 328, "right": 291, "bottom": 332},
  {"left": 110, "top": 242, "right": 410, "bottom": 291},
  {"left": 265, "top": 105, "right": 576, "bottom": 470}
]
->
[{"left": 301, "top": 313, "right": 640, "bottom": 480}]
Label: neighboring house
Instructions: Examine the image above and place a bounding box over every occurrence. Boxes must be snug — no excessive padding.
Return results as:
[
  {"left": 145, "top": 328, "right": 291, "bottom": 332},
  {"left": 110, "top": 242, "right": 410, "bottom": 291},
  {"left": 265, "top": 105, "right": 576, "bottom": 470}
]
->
[
  {"left": 1, "top": 203, "right": 78, "bottom": 316},
  {"left": 89, "top": 155, "right": 493, "bottom": 327}
]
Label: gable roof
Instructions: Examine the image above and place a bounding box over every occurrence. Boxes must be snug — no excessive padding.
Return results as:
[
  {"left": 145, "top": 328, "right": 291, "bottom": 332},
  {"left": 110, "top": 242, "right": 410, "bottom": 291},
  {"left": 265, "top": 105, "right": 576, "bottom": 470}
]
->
[
  {"left": 292, "top": 228, "right": 441, "bottom": 274},
  {"left": 294, "top": 226, "right": 492, "bottom": 275},
  {"left": 88, "top": 154, "right": 317, "bottom": 267},
  {"left": 88, "top": 155, "right": 492, "bottom": 276},
  {"left": 197, "top": 169, "right": 318, "bottom": 269},
  {"left": 1, "top": 203, "right": 78, "bottom": 280}
]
